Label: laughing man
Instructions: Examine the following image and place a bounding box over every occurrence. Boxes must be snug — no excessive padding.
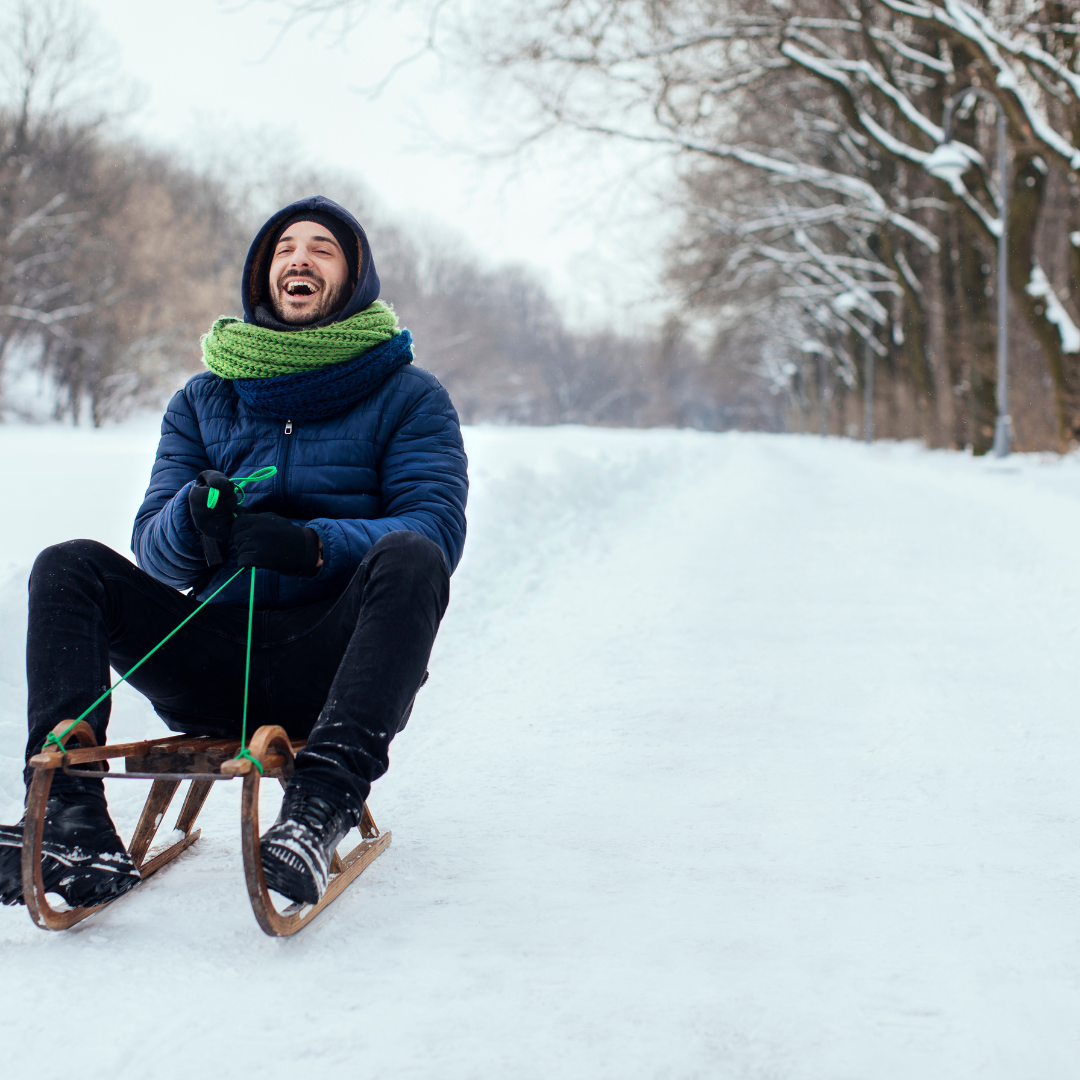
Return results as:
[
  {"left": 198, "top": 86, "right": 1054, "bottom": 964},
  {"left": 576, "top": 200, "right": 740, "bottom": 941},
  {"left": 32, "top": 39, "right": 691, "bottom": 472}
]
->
[{"left": 0, "top": 196, "right": 468, "bottom": 908}]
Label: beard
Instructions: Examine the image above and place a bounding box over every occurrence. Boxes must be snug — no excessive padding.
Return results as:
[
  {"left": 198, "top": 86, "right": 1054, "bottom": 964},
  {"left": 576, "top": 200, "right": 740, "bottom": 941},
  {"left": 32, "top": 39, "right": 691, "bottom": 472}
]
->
[{"left": 269, "top": 269, "right": 348, "bottom": 325}]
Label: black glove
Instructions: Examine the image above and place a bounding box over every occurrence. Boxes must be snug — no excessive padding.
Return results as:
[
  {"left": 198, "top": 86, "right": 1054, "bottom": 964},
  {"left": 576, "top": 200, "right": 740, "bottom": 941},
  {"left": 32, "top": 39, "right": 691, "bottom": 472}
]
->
[
  {"left": 232, "top": 512, "right": 320, "bottom": 576},
  {"left": 188, "top": 471, "right": 239, "bottom": 542}
]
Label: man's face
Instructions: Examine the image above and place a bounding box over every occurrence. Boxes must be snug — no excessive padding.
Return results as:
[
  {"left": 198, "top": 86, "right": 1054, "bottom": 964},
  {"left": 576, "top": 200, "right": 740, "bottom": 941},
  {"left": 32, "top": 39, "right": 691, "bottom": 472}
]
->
[{"left": 268, "top": 220, "right": 351, "bottom": 324}]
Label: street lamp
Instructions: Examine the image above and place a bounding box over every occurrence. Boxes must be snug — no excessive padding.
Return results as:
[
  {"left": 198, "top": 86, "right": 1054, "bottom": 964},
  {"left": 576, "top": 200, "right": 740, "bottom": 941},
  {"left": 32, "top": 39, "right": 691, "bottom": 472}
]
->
[
  {"left": 923, "top": 141, "right": 972, "bottom": 189},
  {"left": 925, "top": 89, "right": 1011, "bottom": 457}
]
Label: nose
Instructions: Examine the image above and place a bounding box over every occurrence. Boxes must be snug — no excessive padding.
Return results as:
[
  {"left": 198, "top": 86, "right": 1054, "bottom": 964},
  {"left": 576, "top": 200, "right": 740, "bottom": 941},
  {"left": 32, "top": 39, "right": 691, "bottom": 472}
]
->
[{"left": 289, "top": 246, "right": 312, "bottom": 268}]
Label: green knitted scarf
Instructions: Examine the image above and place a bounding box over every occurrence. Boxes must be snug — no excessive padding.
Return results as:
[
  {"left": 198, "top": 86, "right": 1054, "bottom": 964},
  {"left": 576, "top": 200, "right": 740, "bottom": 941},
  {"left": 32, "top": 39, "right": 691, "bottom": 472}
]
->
[{"left": 201, "top": 301, "right": 400, "bottom": 380}]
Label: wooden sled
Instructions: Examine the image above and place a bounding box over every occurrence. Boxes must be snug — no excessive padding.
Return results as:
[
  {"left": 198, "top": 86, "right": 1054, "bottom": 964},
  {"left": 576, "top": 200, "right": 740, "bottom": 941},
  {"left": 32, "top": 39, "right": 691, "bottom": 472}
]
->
[{"left": 23, "top": 719, "right": 391, "bottom": 936}]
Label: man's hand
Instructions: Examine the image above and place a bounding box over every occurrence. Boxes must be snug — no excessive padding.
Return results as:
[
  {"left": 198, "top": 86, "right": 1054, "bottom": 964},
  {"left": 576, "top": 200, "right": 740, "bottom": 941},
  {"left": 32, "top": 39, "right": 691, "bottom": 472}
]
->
[
  {"left": 188, "top": 471, "right": 239, "bottom": 541},
  {"left": 232, "top": 512, "right": 321, "bottom": 576}
]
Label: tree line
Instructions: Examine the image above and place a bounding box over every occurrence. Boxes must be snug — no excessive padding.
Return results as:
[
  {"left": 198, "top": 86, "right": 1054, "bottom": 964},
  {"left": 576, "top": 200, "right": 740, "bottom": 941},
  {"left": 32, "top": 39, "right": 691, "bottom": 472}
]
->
[
  {"left": 471, "top": 0, "right": 1080, "bottom": 451},
  {"left": 17, "top": 0, "right": 1080, "bottom": 450},
  {"left": 292, "top": 0, "right": 1080, "bottom": 451},
  {"left": 0, "top": 0, "right": 781, "bottom": 431}
]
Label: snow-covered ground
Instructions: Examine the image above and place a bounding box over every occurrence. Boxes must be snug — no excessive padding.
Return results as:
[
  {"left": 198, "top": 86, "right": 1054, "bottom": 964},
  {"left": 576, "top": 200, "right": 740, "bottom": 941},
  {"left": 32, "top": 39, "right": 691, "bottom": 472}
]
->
[{"left": 2, "top": 421, "right": 1080, "bottom": 1078}]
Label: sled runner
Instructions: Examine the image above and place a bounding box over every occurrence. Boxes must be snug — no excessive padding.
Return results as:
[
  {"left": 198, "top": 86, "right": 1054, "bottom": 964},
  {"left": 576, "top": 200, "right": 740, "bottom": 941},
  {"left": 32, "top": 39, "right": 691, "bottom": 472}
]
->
[{"left": 22, "top": 718, "right": 391, "bottom": 936}]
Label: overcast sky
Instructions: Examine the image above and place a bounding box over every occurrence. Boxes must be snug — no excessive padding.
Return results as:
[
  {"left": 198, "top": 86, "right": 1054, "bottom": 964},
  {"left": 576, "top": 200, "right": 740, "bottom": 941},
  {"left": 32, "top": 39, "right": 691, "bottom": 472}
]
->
[{"left": 80, "top": 0, "right": 678, "bottom": 330}]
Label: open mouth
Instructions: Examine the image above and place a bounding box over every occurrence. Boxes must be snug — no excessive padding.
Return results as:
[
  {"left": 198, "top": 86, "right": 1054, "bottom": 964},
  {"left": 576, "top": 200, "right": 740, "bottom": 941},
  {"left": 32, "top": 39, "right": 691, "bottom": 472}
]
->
[{"left": 284, "top": 278, "right": 320, "bottom": 297}]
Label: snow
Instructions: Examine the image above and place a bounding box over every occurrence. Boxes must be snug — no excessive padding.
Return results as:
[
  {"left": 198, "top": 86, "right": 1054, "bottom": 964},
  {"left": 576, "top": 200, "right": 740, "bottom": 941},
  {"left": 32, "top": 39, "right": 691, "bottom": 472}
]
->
[
  {"left": 3, "top": 420, "right": 1080, "bottom": 1077},
  {"left": 1027, "top": 264, "right": 1080, "bottom": 353}
]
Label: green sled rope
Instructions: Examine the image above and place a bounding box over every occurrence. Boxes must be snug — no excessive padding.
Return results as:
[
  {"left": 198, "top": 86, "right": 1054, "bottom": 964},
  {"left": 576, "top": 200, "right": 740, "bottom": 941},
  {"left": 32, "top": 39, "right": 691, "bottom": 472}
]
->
[{"left": 42, "top": 466, "right": 277, "bottom": 772}]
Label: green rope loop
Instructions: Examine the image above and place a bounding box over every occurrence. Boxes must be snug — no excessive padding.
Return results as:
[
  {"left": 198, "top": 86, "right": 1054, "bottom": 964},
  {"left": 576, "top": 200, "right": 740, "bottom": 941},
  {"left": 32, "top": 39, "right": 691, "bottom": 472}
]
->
[
  {"left": 203, "top": 465, "right": 275, "bottom": 514},
  {"left": 233, "top": 746, "right": 264, "bottom": 774},
  {"left": 231, "top": 466, "right": 277, "bottom": 507}
]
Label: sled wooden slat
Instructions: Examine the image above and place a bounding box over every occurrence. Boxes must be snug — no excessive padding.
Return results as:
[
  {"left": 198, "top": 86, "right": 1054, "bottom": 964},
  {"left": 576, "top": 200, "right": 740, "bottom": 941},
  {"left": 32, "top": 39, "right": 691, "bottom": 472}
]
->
[
  {"left": 127, "top": 745, "right": 241, "bottom": 776},
  {"left": 359, "top": 803, "right": 379, "bottom": 839},
  {"left": 21, "top": 720, "right": 389, "bottom": 935},
  {"left": 138, "top": 829, "right": 201, "bottom": 878},
  {"left": 128, "top": 779, "right": 181, "bottom": 866},
  {"left": 27, "top": 733, "right": 195, "bottom": 770},
  {"left": 30, "top": 733, "right": 308, "bottom": 778},
  {"left": 175, "top": 780, "right": 214, "bottom": 834}
]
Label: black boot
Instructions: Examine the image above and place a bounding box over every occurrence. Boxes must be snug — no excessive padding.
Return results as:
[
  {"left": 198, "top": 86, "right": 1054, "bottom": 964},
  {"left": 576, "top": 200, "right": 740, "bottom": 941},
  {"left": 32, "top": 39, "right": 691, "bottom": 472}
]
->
[
  {"left": 259, "top": 786, "right": 354, "bottom": 905},
  {"left": 0, "top": 787, "right": 141, "bottom": 907}
]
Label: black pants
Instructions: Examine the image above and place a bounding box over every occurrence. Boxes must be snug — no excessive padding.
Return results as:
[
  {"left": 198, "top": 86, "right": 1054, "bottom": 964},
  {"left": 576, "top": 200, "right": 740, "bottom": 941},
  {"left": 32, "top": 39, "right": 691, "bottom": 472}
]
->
[{"left": 23, "top": 531, "right": 450, "bottom": 820}]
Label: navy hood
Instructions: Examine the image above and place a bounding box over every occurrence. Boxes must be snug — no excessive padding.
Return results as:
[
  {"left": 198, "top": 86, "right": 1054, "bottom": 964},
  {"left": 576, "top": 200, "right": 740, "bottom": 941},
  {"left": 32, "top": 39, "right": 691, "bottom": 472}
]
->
[{"left": 241, "top": 195, "right": 381, "bottom": 325}]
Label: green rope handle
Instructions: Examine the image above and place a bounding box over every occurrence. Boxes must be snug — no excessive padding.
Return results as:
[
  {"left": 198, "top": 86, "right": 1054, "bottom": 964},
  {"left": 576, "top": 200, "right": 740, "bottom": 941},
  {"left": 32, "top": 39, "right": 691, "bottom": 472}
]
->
[
  {"left": 44, "top": 466, "right": 278, "bottom": 767},
  {"left": 204, "top": 465, "right": 276, "bottom": 512},
  {"left": 232, "top": 567, "right": 263, "bottom": 774},
  {"left": 42, "top": 565, "right": 248, "bottom": 753},
  {"left": 222, "top": 469, "right": 276, "bottom": 770}
]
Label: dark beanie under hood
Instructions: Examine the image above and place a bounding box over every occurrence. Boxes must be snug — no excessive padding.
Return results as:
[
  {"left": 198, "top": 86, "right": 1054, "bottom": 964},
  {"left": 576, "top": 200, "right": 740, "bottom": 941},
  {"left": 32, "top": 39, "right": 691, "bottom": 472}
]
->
[{"left": 241, "top": 195, "right": 381, "bottom": 326}]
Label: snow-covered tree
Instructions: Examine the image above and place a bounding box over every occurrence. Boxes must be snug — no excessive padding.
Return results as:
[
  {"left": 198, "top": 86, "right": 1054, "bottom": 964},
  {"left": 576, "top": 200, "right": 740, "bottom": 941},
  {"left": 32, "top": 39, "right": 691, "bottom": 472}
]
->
[
  {"left": 461, "top": 0, "right": 1080, "bottom": 446},
  {"left": 284, "top": 0, "right": 1080, "bottom": 447}
]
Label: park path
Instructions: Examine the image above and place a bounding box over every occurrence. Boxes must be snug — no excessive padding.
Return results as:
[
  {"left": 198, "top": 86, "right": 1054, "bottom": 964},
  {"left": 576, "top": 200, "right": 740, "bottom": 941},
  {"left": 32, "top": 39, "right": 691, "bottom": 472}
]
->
[{"left": 2, "top": 423, "right": 1079, "bottom": 1078}]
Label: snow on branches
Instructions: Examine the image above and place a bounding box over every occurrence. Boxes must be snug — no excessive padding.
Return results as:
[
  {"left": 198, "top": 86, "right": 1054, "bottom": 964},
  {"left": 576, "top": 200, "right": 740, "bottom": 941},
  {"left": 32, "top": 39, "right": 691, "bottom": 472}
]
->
[{"left": 453, "top": 0, "right": 1080, "bottom": 446}]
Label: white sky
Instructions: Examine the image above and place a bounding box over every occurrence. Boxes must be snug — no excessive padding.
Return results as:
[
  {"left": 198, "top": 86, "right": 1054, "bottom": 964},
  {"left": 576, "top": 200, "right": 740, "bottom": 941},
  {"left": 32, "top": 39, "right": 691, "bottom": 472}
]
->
[{"left": 80, "top": 0, "right": 679, "bottom": 330}]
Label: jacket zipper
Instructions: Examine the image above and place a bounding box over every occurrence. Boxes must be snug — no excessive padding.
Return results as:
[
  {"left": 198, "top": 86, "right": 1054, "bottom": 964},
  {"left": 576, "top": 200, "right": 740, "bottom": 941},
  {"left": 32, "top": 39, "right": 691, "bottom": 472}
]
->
[
  {"left": 270, "top": 418, "right": 294, "bottom": 605},
  {"left": 275, "top": 419, "right": 294, "bottom": 497}
]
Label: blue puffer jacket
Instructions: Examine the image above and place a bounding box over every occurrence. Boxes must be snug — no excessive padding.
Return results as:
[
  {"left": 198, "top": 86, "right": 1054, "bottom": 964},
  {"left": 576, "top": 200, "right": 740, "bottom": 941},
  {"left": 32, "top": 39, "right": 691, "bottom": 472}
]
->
[{"left": 131, "top": 197, "right": 468, "bottom": 609}]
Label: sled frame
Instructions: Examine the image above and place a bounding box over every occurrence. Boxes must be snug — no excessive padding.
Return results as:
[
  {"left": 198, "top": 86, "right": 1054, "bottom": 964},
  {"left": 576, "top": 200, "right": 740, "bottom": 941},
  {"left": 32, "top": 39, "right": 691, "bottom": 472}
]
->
[
  {"left": 22, "top": 719, "right": 390, "bottom": 935},
  {"left": 220, "top": 725, "right": 391, "bottom": 937}
]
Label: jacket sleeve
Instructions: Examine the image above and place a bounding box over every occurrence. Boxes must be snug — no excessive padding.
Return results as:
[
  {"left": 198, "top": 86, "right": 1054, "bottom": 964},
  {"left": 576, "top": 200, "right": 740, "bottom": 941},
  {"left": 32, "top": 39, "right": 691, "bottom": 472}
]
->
[
  {"left": 130, "top": 387, "right": 215, "bottom": 589},
  {"left": 306, "top": 380, "right": 469, "bottom": 585}
]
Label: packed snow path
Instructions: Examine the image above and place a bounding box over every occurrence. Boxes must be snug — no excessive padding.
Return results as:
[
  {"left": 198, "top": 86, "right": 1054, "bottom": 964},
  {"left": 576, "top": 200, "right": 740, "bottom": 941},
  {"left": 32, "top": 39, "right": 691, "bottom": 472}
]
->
[{"left": 1, "top": 422, "right": 1079, "bottom": 1078}]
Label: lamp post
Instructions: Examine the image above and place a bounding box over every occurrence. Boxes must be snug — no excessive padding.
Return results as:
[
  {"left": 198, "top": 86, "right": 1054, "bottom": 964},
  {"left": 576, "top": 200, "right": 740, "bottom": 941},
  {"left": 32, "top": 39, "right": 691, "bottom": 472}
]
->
[{"left": 924, "top": 88, "right": 1011, "bottom": 457}]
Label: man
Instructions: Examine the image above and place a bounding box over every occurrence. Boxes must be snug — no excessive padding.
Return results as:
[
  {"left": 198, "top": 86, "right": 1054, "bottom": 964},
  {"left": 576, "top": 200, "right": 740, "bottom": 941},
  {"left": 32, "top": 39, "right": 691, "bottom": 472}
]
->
[{"left": 0, "top": 196, "right": 468, "bottom": 909}]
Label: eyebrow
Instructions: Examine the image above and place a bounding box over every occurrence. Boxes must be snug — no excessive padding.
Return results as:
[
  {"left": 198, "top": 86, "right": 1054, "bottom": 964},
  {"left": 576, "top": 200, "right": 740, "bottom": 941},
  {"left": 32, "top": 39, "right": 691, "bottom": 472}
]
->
[{"left": 275, "top": 233, "right": 340, "bottom": 248}]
